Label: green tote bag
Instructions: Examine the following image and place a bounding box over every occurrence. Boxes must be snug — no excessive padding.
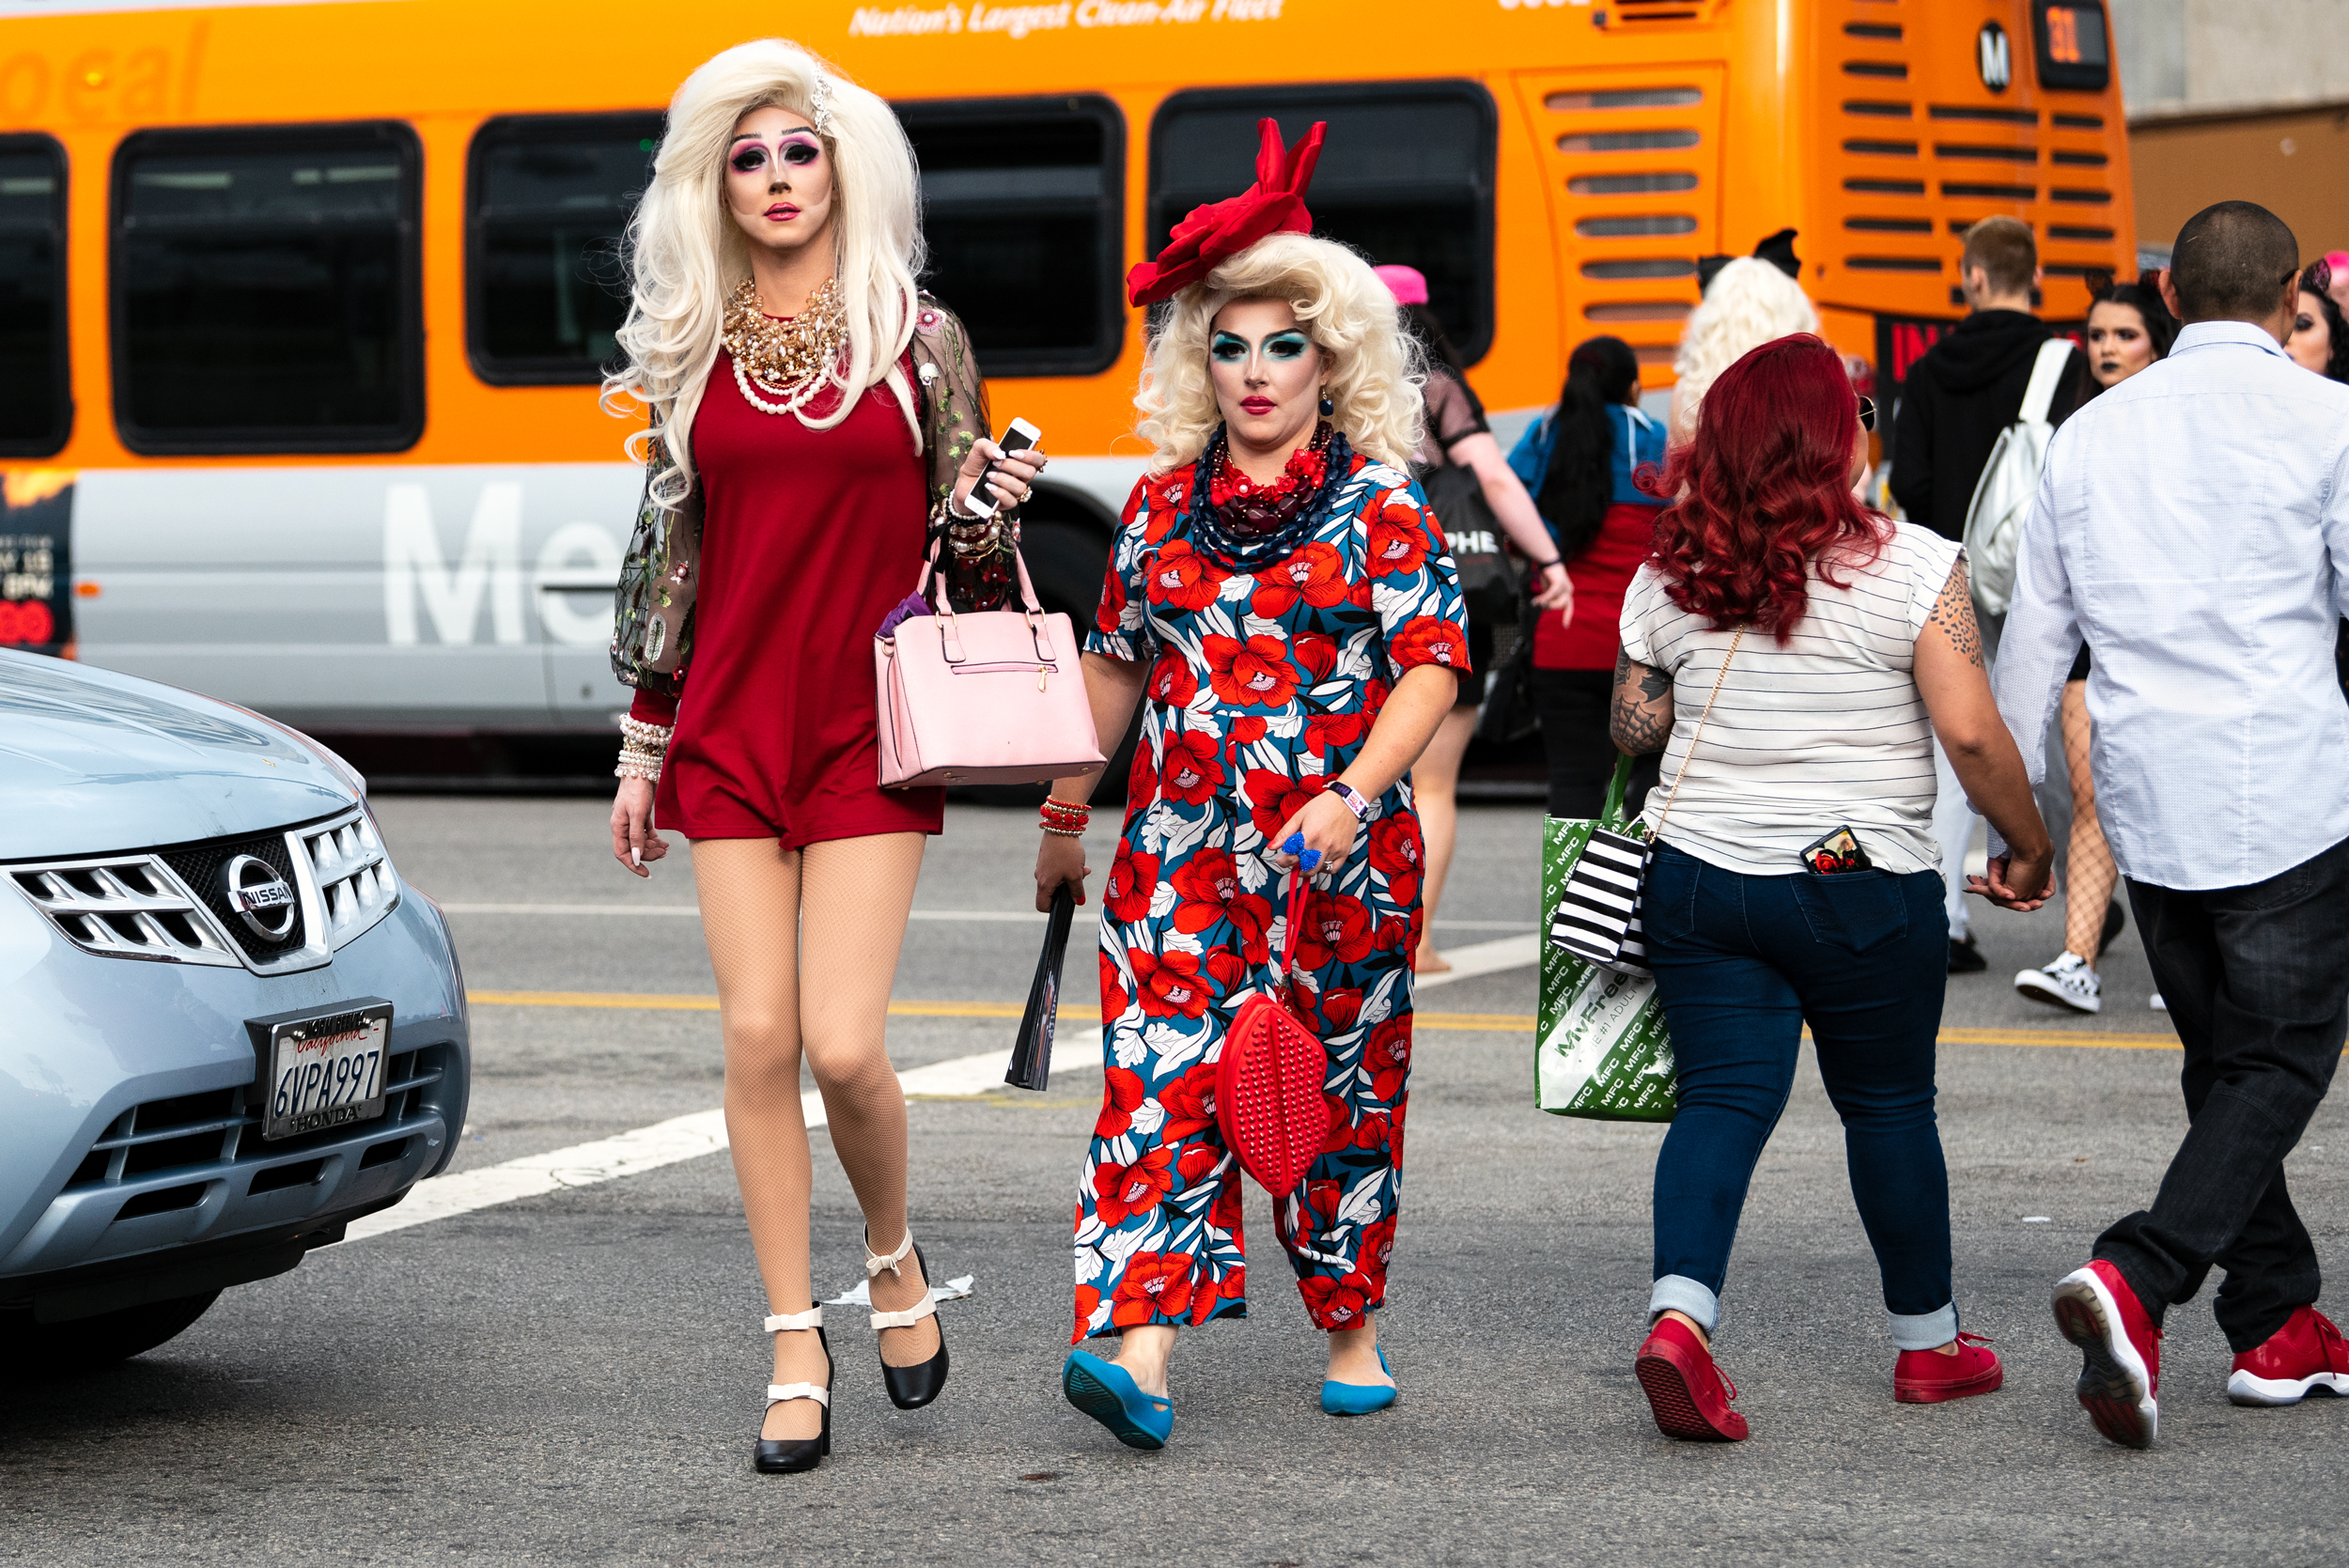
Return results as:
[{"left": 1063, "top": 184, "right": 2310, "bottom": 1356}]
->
[{"left": 1536, "top": 753, "right": 1676, "bottom": 1122}]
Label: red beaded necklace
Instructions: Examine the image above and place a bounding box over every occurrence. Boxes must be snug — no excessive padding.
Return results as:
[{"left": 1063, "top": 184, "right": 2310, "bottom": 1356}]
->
[{"left": 1207, "top": 422, "right": 1333, "bottom": 534}]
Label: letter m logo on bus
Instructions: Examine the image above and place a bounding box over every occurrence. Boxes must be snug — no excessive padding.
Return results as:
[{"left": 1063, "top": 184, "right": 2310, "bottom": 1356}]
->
[{"left": 382, "top": 482, "right": 525, "bottom": 646}]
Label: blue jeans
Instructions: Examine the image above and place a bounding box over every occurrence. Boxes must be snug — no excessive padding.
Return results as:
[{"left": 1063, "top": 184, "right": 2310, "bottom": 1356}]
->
[{"left": 1641, "top": 842, "right": 1958, "bottom": 1350}]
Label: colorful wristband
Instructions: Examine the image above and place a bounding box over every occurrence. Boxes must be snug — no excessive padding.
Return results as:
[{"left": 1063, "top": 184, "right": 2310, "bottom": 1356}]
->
[{"left": 1326, "top": 780, "right": 1372, "bottom": 821}]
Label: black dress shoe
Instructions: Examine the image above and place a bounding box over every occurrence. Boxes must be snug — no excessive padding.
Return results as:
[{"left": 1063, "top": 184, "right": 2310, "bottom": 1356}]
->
[
  {"left": 866, "top": 1232, "right": 950, "bottom": 1411},
  {"left": 1948, "top": 935, "right": 1987, "bottom": 973},
  {"left": 754, "top": 1312, "right": 832, "bottom": 1475}
]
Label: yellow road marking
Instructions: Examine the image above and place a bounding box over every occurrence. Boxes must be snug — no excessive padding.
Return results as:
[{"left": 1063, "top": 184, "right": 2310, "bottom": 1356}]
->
[{"left": 466, "top": 992, "right": 2191, "bottom": 1048}]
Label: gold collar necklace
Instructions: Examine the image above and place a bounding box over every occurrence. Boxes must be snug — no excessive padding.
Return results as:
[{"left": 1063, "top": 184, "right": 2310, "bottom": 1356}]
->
[{"left": 722, "top": 276, "right": 847, "bottom": 416}]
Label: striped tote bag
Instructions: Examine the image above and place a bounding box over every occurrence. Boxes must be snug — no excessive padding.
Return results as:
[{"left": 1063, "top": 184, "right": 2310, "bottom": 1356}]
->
[
  {"left": 1546, "top": 629, "right": 1744, "bottom": 979},
  {"left": 1549, "top": 822, "right": 1653, "bottom": 974}
]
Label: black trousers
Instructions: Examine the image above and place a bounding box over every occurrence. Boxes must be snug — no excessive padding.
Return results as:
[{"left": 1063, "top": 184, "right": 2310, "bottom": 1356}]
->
[
  {"left": 2102, "top": 831, "right": 2349, "bottom": 1351},
  {"left": 1532, "top": 667, "right": 1657, "bottom": 821}
]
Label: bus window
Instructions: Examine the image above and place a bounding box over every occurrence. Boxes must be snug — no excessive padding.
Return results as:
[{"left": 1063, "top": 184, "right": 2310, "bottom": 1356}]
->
[
  {"left": 1149, "top": 83, "right": 1497, "bottom": 364},
  {"left": 894, "top": 97, "right": 1124, "bottom": 379},
  {"left": 110, "top": 123, "right": 423, "bottom": 455},
  {"left": 467, "top": 113, "right": 662, "bottom": 385},
  {"left": 0, "top": 134, "right": 67, "bottom": 457}
]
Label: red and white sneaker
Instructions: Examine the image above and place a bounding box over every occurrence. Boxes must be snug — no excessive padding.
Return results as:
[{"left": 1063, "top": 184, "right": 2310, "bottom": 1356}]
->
[
  {"left": 1894, "top": 1331, "right": 2004, "bottom": 1404},
  {"left": 2052, "top": 1260, "right": 2163, "bottom": 1448},
  {"left": 1635, "top": 1316, "right": 1750, "bottom": 1441},
  {"left": 2227, "top": 1306, "right": 2349, "bottom": 1406}
]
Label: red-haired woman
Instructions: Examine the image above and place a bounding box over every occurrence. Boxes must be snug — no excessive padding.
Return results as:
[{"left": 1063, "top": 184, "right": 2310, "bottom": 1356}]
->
[{"left": 1606, "top": 334, "right": 2054, "bottom": 1441}]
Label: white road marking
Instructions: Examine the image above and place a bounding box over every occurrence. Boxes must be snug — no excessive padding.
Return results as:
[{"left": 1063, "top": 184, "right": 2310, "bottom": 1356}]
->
[
  {"left": 354, "top": 937, "right": 1537, "bottom": 1242},
  {"left": 437, "top": 901, "right": 1535, "bottom": 933},
  {"left": 345, "top": 1048, "right": 1025, "bottom": 1243},
  {"left": 1412, "top": 933, "right": 1542, "bottom": 989},
  {"left": 435, "top": 903, "right": 1050, "bottom": 922}
]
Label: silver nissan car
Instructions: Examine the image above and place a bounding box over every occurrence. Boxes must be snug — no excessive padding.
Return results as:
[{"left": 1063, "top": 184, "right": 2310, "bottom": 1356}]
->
[{"left": 0, "top": 649, "right": 470, "bottom": 1372}]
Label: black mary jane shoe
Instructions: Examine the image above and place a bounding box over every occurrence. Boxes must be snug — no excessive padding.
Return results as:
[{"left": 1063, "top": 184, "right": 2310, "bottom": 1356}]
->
[
  {"left": 753, "top": 1309, "right": 832, "bottom": 1475},
  {"left": 865, "top": 1229, "right": 950, "bottom": 1411}
]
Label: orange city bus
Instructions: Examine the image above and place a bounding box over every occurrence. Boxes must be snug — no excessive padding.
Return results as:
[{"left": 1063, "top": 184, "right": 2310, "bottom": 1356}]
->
[{"left": 0, "top": 0, "right": 2132, "bottom": 739}]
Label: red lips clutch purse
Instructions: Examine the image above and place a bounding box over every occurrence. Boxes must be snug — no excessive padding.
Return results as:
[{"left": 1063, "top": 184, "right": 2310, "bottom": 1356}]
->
[{"left": 1217, "top": 871, "right": 1330, "bottom": 1197}]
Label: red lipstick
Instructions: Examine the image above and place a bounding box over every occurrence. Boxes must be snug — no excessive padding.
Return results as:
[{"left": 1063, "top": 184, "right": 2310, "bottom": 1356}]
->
[{"left": 1239, "top": 396, "right": 1277, "bottom": 415}]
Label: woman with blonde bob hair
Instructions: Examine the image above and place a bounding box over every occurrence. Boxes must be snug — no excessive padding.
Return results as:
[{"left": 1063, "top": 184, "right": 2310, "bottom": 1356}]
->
[
  {"left": 603, "top": 38, "right": 1048, "bottom": 1476},
  {"left": 1028, "top": 122, "right": 1471, "bottom": 1451}
]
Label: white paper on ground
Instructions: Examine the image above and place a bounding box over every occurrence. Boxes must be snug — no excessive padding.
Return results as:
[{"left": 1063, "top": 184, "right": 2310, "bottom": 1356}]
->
[{"left": 823, "top": 1274, "right": 975, "bottom": 1307}]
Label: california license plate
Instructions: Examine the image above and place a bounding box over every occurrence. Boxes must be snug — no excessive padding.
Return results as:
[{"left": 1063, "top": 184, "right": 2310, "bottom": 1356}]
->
[{"left": 255, "top": 1001, "right": 393, "bottom": 1141}]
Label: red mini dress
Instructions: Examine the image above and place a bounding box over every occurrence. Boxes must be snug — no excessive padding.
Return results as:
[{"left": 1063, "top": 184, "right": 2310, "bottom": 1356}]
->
[{"left": 629, "top": 351, "right": 946, "bottom": 846}]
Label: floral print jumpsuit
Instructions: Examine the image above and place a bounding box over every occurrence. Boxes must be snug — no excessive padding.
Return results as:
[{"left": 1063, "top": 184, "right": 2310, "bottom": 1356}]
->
[{"left": 1072, "top": 447, "right": 1471, "bottom": 1342}]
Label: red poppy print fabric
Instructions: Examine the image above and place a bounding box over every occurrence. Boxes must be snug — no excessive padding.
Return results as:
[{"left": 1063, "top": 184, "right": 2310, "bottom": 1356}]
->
[{"left": 1070, "top": 449, "right": 1469, "bottom": 1342}]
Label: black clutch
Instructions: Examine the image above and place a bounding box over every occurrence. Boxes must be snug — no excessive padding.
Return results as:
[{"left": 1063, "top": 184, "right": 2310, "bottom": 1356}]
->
[{"left": 1007, "top": 885, "right": 1076, "bottom": 1092}]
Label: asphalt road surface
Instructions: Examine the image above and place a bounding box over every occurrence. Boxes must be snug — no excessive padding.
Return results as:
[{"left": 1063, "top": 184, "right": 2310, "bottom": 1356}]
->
[{"left": 6, "top": 799, "right": 2343, "bottom": 1567}]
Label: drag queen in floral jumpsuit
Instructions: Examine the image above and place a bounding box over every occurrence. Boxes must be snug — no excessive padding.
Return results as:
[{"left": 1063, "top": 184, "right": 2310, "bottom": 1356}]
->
[{"left": 1031, "top": 121, "right": 1470, "bottom": 1448}]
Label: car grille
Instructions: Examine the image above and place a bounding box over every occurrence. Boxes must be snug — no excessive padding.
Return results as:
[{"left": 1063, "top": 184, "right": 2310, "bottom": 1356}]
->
[
  {"left": 163, "top": 831, "right": 310, "bottom": 964},
  {"left": 291, "top": 814, "right": 398, "bottom": 949},
  {"left": 62, "top": 1045, "right": 452, "bottom": 1208},
  {"left": 9, "top": 805, "right": 401, "bottom": 974},
  {"left": 8, "top": 857, "right": 243, "bottom": 967}
]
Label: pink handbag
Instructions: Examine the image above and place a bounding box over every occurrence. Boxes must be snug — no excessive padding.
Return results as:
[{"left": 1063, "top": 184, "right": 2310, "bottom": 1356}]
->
[{"left": 874, "top": 543, "right": 1107, "bottom": 789}]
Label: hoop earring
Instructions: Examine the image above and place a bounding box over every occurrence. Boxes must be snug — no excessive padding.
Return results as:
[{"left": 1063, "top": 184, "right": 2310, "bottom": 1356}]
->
[{"left": 1318, "top": 393, "right": 1335, "bottom": 417}]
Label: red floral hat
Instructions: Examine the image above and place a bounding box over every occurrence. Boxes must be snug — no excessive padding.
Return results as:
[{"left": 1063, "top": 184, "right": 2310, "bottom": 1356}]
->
[{"left": 1126, "top": 118, "right": 1327, "bottom": 307}]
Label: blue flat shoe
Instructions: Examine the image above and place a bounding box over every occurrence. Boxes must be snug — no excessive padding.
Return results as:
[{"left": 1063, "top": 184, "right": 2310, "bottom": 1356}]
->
[
  {"left": 1063, "top": 1348, "right": 1174, "bottom": 1450},
  {"left": 1321, "top": 1347, "right": 1398, "bottom": 1416}
]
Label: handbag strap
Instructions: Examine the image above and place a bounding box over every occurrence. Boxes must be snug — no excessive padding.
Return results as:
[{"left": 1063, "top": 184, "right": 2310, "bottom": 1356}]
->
[
  {"left": 1273, "top": 869, "right": 1310, "bottom": 985},
  {"left": 1646, "top": 627, "right": 1745, "bottom": 842}
]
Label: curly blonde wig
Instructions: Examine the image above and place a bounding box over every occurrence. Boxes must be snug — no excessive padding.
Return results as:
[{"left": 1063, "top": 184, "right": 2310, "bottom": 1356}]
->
[
  {"left": 1669, "top": 256, "right": 1820, "bottom": 436},
  {"left": 1134, "top": 232, "right": 1425, "bottom": 474},
  {"left": 602, "top": 39, "right": 924, "bottom": 506}
]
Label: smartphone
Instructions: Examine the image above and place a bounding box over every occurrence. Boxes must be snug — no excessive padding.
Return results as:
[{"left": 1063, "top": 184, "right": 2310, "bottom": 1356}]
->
[
  {"left": 1800, "top": 826, "right": 1874, "bottom": 876},
  {"left": 960, "top": 417, "right": 1042, "bottom": 520}
]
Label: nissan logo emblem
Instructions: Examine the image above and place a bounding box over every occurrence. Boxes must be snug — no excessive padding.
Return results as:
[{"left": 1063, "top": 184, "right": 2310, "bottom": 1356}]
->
[
  {"left": 1978, "top": 21, "right": 2013, "bottom": 92},
  {"left": 222, "top": 855, "right": 298, "bottom": 940}
]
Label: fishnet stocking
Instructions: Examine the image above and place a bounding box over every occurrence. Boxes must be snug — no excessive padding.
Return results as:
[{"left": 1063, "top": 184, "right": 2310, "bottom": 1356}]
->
[
  {"left": 692, "top": 832, "right": 940, "bottom": 1442},
  {"left": 2060, "top": 681, "right": 2120, "bottom": 967}
]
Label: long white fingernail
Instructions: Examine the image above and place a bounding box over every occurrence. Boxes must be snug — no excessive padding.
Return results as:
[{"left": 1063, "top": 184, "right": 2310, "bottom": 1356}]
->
[{"left": 631, "top": 848, "right": 642, "bottom": 867}]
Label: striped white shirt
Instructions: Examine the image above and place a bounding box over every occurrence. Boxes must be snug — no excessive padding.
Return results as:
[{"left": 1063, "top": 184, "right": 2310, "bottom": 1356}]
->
[{"left": 1619, "top": 521, "right": 1962, "bottom": 877}]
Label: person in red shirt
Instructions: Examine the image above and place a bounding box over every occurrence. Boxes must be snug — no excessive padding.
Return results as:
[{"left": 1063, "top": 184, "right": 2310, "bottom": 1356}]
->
[
  {"left": 1505, "top": 335, "right": 1669, "bottom": 819},
  {"left": 600, "top": 40, "right": 1046, "bottom": 1476}
]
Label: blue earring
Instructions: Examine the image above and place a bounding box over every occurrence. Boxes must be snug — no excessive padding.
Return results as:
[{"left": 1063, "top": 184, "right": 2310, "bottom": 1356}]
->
[{"left": 1318, "top": 394, "right": 1334, "bottom": 417}]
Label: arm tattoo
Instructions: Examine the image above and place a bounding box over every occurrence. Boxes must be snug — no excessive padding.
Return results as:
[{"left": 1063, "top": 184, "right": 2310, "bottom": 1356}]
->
[
  {"left": 1928, "top": 558, "right": 1983, "bottom": 669},
  {"left": 1610, "top": 652, "right": 1675, "bottom": 754}
]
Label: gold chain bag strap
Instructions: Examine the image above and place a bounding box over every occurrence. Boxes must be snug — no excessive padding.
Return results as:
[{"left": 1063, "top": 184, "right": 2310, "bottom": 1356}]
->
[{"left": 1549, "top": 628, "right": 1745, "bottom": 975}]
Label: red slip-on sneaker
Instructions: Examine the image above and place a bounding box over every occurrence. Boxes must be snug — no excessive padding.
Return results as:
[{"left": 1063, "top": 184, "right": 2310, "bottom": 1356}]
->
[
  {"left": 2228, "top": 1306, "right": 2349, "bottom": 1407},
  {"left": 2052, "top": 1260, "right": 2162, "bottom": 1448},
  {"left": 1635, "top": 1316, "right": 1750, "bottom": 1442},
  {"left": 1894, "top": 1330, "right": 2005, "bottom": 1404}
]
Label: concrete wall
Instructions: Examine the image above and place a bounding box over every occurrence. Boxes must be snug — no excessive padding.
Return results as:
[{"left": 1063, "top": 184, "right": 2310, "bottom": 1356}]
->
[
  {"left": 2113, "top": 0, "right": 2349, "bottom": 257},
  {"left": 2111, "top": 0, "right": 2349, "bottom": 118}
]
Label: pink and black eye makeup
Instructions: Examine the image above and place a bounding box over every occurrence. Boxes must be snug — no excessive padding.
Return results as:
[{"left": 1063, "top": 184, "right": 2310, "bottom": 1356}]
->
[{"left": 729, "top": 132, "right": 823, "bottom": 179}]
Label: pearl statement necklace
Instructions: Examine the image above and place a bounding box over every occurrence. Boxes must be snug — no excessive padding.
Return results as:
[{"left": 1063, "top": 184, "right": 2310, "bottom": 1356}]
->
[{"left": 721, "top": 276, "right": 848, "bottom": 416}]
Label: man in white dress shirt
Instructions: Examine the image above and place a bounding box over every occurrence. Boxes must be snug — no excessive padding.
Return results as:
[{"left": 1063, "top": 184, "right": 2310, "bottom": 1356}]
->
[{"left": 1991, "top": 201, "right": 2349, "bottom": 1449}]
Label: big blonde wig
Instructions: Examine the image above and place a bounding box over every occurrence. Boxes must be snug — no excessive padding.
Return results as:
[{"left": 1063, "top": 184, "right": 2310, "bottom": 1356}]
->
[
  {"left": 1134, "top": 232, "right": 1425, "bottom": 474},
  {"left": 1668, "top": 256, "right": 1820, "bottom": 439},
  {"left": 603, "top": 39, "right": 924, "bottom": 505}
]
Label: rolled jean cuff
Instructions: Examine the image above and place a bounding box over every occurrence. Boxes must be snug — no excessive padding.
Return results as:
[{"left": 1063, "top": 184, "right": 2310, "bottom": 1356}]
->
[
  {"left": 1889, "top": 1302, "right": 1958, "bottom": 1351},
  {"left": 1648, "top": 1275, "right": 1719, "bottom": 1336}
]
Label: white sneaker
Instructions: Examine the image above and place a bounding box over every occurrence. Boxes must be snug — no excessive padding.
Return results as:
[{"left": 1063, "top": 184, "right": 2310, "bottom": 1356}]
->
[
  {"left": 2150, "top": 993, "right": 2168, "bottom": 1012},
  {"left": 2015, "top": 951, "right": 2102, "bottom": 1014}
]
